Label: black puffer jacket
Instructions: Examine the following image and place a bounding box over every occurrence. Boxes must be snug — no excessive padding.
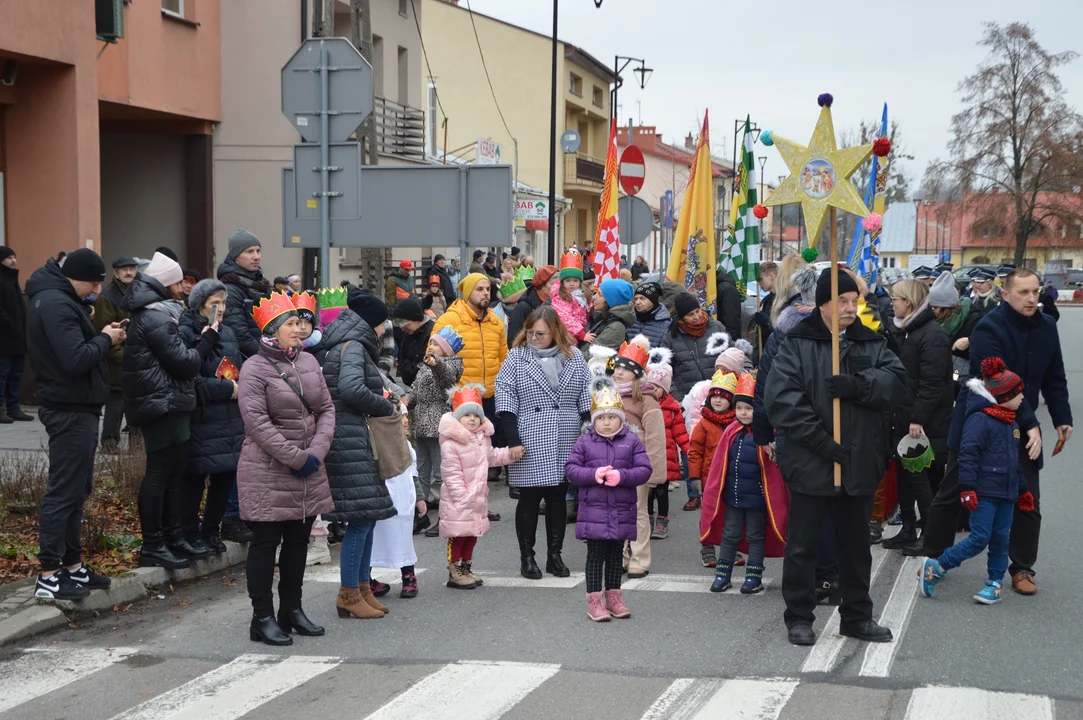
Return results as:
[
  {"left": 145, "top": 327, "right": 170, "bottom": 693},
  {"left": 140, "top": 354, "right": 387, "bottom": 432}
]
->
[
  {"left": 122, "top": 275, "right": 203, "bottom": 428},
  {"left": 398, "top": 318, "right": 434, "bottom": 387},
  {"left": 765, "top": 311, "right": 906, "bottom": 497},
  {"left": 715, "top": 270, "right": 743, "bottom": 340},
  {"left": 888, "top": 305, "right": 954, "bottom": 453},
  {"left": 0, "top": 263, "right": 26, "bottom": 357},
  {"left": 179, "top": 309, "right": 245, "bottom": 476},
  {"left": 314, "top": 309, "right": 397, "bottom": 523},
  {"left": 216, "top": 256, "right": 269, "bottom": 360},
  {"left": 661, "top": 317, "right": 726, "bottom": 402},
  {"left": 753, "top": 300, "right": 813, "bottom": 446},
  {"left": 426, "top": 263, "right": 456, "bottom": 305},
  {"left": 507, "top": 285, "right": 545, "bottom": 342},
  {"left": 25, "top": 259, "right": 110, "bottom": 413}
]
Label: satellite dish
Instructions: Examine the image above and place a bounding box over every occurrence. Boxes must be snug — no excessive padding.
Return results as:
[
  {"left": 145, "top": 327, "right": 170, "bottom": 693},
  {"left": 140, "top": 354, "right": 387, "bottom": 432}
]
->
[{"left": 560, "top": 130, "right": 581, "bottom": 154}]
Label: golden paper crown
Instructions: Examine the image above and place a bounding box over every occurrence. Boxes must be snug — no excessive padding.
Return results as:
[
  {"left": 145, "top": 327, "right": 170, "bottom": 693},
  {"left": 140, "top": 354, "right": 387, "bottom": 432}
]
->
[
  {"left": 709, "top": 369, "right": 738, "bottom": 396},
  {"left": 252, "top": 291, "right": 297, "bottom": 332},
  {"left": 590, "top": 377, "right": 625, "bottom": 419},
  {"left": 616, "top": 341, "right": 649, "bottom": 370},
  {"left": 292, "top": 290, "right": 317, "bottom": 318},
  {"left": 734, "top": 373, "right": 756, "bottom": 400},
  {"left": 450, "top": 384, "right": 485, "bottom": 413}
]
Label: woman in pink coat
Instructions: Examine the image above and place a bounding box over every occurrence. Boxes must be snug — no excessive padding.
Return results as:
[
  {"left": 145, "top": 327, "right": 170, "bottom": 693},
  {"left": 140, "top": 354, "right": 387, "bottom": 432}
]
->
[
  {"left": 438, "top": 384, "right": 520, "bottom": 590},
  {"left": 237, "top": 291, "right": 336, "bottom": 647}
]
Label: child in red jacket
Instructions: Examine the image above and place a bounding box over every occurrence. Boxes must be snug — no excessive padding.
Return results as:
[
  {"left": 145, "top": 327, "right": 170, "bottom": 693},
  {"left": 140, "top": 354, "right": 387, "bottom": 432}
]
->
[{"left": 644, "top": 349, "right": 688, "bottom": 540}]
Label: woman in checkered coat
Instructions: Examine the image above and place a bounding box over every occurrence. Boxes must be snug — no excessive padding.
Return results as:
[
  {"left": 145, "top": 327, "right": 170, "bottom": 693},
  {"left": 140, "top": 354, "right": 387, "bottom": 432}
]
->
[{"left": 495, "top": 306, "right": 592, "bottom": 582}]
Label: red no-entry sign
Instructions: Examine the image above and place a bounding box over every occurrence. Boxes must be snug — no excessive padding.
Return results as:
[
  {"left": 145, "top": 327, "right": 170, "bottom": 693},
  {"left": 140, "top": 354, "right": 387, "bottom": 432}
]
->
[{"left": 619, "top": 145, "right": 645, "bottom": 196}]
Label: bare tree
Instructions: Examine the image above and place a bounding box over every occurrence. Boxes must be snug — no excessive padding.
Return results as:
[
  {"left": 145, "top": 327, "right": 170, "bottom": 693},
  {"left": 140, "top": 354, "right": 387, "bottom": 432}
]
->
[{"left": 927, "top": 22, "right": 1083, "bottom": 265}]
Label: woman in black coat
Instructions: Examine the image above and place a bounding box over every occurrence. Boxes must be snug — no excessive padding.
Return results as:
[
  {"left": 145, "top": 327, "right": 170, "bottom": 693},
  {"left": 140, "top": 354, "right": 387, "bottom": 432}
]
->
[
  {"left": 313, "top": 289, "right": 397, "bottom": 615},
  {"left": 661, "top": 292, "right": 726, "bottom": 402},
  {"left": 883, "top": 279, "right": 954, "bottom": 554},
  {"left": 123, "top": 253, "right": 218, "bottom": 570},
  {"left": 177, "top": 280, "right": 245, "bottom": 556}
]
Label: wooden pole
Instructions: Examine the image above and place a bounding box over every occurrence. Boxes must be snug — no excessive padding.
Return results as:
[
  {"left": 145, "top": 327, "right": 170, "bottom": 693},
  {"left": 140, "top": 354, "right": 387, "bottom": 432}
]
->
[{"left": 830, "top": 207, "right": 842, "bottom": 492}]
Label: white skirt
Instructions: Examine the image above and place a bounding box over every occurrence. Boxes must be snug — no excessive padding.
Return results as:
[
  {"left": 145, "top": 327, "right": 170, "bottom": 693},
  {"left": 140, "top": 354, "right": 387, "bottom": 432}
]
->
[{"left": 371, "top": 447, "right": 419, "bottom": 569}]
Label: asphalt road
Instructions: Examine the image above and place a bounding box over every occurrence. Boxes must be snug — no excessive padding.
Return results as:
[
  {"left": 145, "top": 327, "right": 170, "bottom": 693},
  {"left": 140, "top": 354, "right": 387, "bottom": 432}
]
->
[{"left": 3, "top": 308, "right": 1083, "bottom": 719}]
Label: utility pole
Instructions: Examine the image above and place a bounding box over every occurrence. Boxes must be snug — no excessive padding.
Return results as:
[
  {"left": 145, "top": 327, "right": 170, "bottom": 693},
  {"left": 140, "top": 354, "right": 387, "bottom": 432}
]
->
[{"left": 351, "top": 0, "right": 384, "bottom": 290}]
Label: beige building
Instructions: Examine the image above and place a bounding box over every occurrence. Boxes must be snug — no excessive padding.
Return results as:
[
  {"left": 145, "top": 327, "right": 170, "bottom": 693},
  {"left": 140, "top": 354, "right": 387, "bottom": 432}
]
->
[
  {"left": 214, "top": 0, "right": 428, "bottom": 288},
  {"left": 421, "top": 0, "right": 617, "bottom": 264}
]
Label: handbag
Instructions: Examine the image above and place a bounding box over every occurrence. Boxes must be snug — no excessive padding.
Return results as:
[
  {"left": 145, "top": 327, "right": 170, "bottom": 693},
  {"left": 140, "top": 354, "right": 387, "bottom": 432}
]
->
[{"left": 340, "top": 341, "right": 411, "bottom": 481}]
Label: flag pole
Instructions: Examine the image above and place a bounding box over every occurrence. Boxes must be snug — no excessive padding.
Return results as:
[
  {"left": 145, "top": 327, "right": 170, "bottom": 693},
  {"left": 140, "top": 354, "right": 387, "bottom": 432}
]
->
[{"left": 830, "top": 206, "right": 841, "bottom": 493}]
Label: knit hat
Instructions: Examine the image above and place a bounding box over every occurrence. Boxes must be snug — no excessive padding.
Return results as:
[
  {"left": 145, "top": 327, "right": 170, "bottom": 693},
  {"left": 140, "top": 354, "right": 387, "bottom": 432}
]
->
[
  {"left": 532, "top": 265, "right": 557, "bottom": 290},
  {"left": 392, "top": 296, "right": 425, "bottom": 322},
  {"left": 227, "top": 229, "right": 261, "bottom": 260},
  {"left": 927, "top": 271, "right": 960, "bottom": 308},
  {"left": 635, "top": 281, "right": 662, "bottom": 308},
  {"left": 716, "top": 347, "right": 748, "bottom": 375},
  {"left": 599, "top": 278, "right": 634, "bottom": 308},
  {"left": 789, "top": 267, "right": 818, "bottom": 306},
  {"left": 674, "top": 291, "right": 701, "bottom": 319},
  {"left": 145, "top": 251, "right": 184, "bottom": 288},
  {"left": 590, "top": 377, "right": 625, "bottom": 422},
  {"left": 347, "top": 288, "right": 390, "bottom": 330},
  {"left": 154, "top": 246, "right": 179, "bottom": 262},
  {"left": 981, "top": 357, "right": 1024, "bottom": 404},
  {"left": 815, "top": 267, "right": 860, "bottom": 307},
  {"left": 111, "top": 255, "right": 137, "bottom": 269},
  {"left": 430, "top": 325, "right": 465, "bottom": 356},
  {"left": 457, "top": 272, "right": 489, "bottom": 299},
  {"left": 645, "top": 347, "right": 674, "bottom": 394},
  {"left": 187, "top": 279, "right": 227, "bottom": 313},
  {"left": 451, "top": 384, "right": 485, "bottom": 420},
  {"left": 183, "top": 268, "right": 202, "bottom": 283},
  {"left": 60, "top": 249, "right": 107, "bottom": 283}
]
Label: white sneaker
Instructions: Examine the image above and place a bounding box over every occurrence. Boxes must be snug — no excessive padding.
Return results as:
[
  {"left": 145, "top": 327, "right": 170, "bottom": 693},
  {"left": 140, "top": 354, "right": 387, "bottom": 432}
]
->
[{"left": 306, "top": 535, "right": 331, "bottom": 566}]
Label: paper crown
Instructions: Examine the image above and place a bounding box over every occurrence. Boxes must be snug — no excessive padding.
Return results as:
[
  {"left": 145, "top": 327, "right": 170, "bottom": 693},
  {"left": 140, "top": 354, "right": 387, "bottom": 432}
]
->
[
  {"left": 499, "top": 274, "right": 527, "bottom": 300},
  {"left": 516, "top": 265, "right": 536, "bottom": 282},
  {"left": 708, "top": 370, "right": 739, "bottom": 397},
  {"left": 590, "top": 377, "right": 625, "bottom": 420},
  {"left": 432, "top": 325, "right": 465, "bottom": 355},
  {"left": 734, "top": 373, "right": 756, "bottom": 401},
  {"left": 428, "top": 275, "right": 442, "bottom": 286},
  {"left": 559, "top": 247, "right": 584, "bottom": 280},
  {"left": 317, "top": 287, "right": 349, "bottom": 327},
  {"left": 450, "top": 384, "right": 485, "bottom": 418},
  {"left": 615, "top": 341, "right": 649, "bottom": 370},
  {"left": 292, "top": 290, "right": 317, "bottom": 319},
  {"left": 252, "top": 291, "right": 297, "bottom": 333}
]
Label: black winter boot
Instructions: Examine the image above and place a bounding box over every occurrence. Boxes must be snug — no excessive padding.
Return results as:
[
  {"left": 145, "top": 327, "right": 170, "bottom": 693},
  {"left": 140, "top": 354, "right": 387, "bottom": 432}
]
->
[{"left": 882, "top": 521, "right": 918, "bottom": 550}]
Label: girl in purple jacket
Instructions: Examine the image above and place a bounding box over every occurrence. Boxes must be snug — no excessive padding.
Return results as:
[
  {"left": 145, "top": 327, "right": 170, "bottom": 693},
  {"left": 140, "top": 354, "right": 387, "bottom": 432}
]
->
[{"left": 565, "top": 377, "right": 653, "bottom": 622}]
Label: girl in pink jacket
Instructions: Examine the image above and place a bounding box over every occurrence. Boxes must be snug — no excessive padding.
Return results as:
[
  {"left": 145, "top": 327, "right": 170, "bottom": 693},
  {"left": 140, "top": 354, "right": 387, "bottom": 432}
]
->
[
  {"left": 550, "top": 248, "right": 591, "bottom": 342},
  {"left": 439, "top": 384, "right": 521, "bottom": 590}
]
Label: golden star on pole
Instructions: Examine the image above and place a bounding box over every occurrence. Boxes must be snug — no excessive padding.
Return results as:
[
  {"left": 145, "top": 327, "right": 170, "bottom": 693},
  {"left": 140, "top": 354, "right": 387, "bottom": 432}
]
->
[{"left": 763, "top": 106, "right": 874, "bottom": 247}]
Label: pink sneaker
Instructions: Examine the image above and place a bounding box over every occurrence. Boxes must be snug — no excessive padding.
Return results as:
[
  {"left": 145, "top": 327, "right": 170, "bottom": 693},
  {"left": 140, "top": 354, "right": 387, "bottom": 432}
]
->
[
  {"left": 604, "top": 589, "right": 631, "bottom": 619},
  {"left": 586, "top": 592, "right": 610, "bottom": 622}
]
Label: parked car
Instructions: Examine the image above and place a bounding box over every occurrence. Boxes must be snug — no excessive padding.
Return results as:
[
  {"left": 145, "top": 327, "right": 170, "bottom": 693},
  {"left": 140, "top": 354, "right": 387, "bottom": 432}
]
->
[{"left": 953, "top": 264, "right": 999, "bottom": 294}]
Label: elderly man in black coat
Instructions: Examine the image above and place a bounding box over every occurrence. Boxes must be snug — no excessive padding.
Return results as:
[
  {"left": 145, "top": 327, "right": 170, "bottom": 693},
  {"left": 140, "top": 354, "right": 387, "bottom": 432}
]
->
[
  {"left": 766, "top": 268, "right": 906, "bottom": 647},
  {"left": 0, "top": 246, "right": 31, "bottom": 423}
]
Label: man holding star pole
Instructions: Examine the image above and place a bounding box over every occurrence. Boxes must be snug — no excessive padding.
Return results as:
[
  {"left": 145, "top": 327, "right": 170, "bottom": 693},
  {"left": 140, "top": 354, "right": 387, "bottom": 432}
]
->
[{"left": 762, "top": 94, "right": 907, "bottom": 647}]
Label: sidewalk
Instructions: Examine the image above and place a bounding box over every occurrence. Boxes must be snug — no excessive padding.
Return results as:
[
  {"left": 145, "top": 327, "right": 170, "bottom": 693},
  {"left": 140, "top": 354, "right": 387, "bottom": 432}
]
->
[{"left": 0, "top": 407, "right": 49, "bottom": 457}]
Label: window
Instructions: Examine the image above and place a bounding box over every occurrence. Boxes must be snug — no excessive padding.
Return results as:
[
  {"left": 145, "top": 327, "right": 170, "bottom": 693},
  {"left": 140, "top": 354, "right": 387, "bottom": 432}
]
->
[
  {"left": 161, "top": 0, "right": 183, "bottom": 18},
  {"left": 372, "top": 36, "right": 384, "bottom": 97},
  {"left": 569, "top": 73, "right": 583, "bottom": 96},
  {"left": 592, "top": 86, "right": 603, "bottom": 107},
  {"left": 397, "top": 46, "right": 409, "bottom": 106},
  {"left": 399, "top": 0, "right": 408, "bottom": 17}
]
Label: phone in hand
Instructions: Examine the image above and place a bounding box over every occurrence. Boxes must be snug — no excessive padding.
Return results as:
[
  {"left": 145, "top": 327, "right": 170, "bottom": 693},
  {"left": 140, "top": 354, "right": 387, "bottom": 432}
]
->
[
  {"left": 1053, "top": 436, "right": 1066, "bottom": 456},
  {"left": 208, "top": 305, "right": 219, "bottom": 327},
  {"left": 119, "top": 318, "right": 130, "bottom": 328}
]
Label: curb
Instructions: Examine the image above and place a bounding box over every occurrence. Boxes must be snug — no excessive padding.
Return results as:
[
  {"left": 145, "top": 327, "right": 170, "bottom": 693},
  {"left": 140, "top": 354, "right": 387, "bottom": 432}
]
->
[{"left": 0, "top": 541, "right": 248, "bottom": 647}]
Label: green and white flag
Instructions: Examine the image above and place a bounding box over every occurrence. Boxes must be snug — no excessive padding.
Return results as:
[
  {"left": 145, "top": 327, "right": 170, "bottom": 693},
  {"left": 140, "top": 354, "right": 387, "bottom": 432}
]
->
[{"left": 720, "top": 116, "right": 761, "bottom": 298}]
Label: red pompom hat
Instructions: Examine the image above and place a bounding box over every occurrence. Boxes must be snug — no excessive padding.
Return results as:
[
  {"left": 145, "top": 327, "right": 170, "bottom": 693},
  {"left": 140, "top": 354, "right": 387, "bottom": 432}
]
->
[{"left": 981, "top": 357, "right": 1024, "bottom": 404}]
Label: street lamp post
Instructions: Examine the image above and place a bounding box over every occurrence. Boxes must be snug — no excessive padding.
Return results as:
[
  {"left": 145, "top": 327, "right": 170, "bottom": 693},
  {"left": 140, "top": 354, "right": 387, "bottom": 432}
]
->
[
  {"left": 611, "top": 55, "right": 652, "bottom": 127},
  {"left": 778, "top": 175, "right": 786, "bottom": 259}
]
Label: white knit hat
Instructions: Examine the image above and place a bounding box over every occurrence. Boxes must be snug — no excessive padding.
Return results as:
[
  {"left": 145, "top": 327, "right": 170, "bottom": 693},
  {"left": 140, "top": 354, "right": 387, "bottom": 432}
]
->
[{"left": 145, "top": 251, "right": 183, "bottom": 288}]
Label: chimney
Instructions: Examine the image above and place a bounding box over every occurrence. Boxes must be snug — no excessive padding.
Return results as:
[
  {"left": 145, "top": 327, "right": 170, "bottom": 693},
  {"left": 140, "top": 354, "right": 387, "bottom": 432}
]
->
[{"left": 685, "top": 133, "right": 695, "bottom": 150}]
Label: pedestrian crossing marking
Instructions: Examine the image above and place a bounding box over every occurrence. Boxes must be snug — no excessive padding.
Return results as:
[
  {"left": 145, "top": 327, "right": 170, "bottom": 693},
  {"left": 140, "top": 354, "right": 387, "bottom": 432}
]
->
[
  {"left": 903, "top": 686, "right": 1055, "bottom": 720},
  {"left": 362, "top": 660, "right": 560, "bottom": 720},
  {"left": 0, "top": 646, "right": 137, "bottom": 713},
  {"left": 860, "top": 555, "right": 921, "bottom": 677},
  {"left": 639, "top": 677, "right": 799, "bottom": 720},
  {"left": 110, "top": 653, "right": 341, "bottom": 719}
]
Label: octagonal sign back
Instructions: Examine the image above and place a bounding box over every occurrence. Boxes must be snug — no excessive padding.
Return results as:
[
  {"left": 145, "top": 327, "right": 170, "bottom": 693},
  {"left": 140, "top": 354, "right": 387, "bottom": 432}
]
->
[{"left": 282, "top": 37, "right": 374, "bottom": 144}]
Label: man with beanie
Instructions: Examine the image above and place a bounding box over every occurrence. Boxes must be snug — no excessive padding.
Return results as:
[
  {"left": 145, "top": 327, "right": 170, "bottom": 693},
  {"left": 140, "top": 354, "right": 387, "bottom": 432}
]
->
[
  {"left": 94, "top": 257, "right": 139, "bottom": 450},
  {"left": 715, "top": 268, "right": 743, "bottom": 341},
  {"left": 584, "top": 278, "right": 636, "bottom": 354},
  {"left": 507, "top": 265, "right": 557, "bottom": 341},
  {"left": 0, "top": 246, "right": 32, "bottom": 423},
  {"left": 385, "top": 259, "right": 415, "bottom": 308},
  {"left": 425, "top": 254, "right": 457, "bottom": 306},
  {"left": 217, "top": 229, "right": 269, "bottom": 359},
  {"left": 27, "top": 249, "right": 127, "bottom": 599},
  {"left": 469, "top": 249, "right": 485, "bottom": 275},
  {"left": 483, "top": 253, "right": 502, "bottom": 303},
  {"left": 663, "top": 292, "right": 726, "bottom": 402},
  {"left": 626, "top": 281, "right": 671, "bottom": 349},
  {"left": 393, "top": 296, "right": 433, "bottom": 387},
  {"left": 765, "top": 268, "right": 906, "bottom": 646}
]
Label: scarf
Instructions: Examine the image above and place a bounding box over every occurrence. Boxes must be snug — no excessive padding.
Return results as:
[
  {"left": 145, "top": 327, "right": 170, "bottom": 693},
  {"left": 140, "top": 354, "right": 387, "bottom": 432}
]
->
[
  {"left": 701, "top": 407, "right": 736, "bottom": 427},
  {"left": 636, "top": 307, "right": 659, "bottom": 324},
  {"left": 615, "top": 381, "right": 636, "bottom": 397},
  {"left": 530, "top": 345, "right": 564, "bottom": 390},
  {"left": 894, "top": 299, "right": 929, "bottom": 330},
  {"left": 982, "top": 405, "right": 1016, "bottom": 424},
  {"left": 941, "top": 297, "right": 972, "bottom": 336},
  {"left": 221, "top": 264, "right": 269, "bottom": 303},
  {"left": 260, "top": 335, "right": 300, "bottom": 361},
  {"left": 678, "top": 314, "right": 709, "bottom": 337},
  {"left": 147, "top": 298, "right": 185, "bottom": 323},
  {"left": 302, "top": 329, "right": 323, "bottom": 349}
]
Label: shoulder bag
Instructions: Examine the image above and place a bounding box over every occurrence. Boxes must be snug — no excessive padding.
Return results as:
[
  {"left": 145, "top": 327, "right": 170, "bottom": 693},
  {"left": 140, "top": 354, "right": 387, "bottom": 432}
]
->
[{"left": 340, "top": 341, "right": 411, "bottom": 480}]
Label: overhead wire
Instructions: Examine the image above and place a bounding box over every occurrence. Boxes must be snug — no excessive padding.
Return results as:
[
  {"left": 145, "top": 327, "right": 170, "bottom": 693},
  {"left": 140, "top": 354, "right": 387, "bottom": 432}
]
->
[
  {"left": 409, "top": 0, "right": 445, "bottom": 121},
  {"left": 463, "top": 0, "right": 515, "bottom": 141}
]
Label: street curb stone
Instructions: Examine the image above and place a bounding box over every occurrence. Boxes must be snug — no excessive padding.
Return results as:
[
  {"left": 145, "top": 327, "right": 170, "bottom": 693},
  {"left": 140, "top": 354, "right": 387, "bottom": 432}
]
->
[{"left": 0, "top": 541, "right": 248, "bottom": 646}]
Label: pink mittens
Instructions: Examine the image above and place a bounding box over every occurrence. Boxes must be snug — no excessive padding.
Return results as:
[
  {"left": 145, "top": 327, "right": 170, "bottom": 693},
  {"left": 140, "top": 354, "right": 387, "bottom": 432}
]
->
[
  {"left": 594, "top": 466, "right": 609, "bottom": 484},
  {"left": 604, "top": 469, "right": 621, "bottom": 487}
]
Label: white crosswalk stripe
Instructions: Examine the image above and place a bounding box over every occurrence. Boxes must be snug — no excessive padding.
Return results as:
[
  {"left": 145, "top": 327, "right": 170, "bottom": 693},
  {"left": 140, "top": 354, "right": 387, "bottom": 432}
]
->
[
  {"left": 903, "top": 686, "right": 1055, "bottom": 720},
  {"left": 640, "top": 677, "right": 799, "bottom": 720},
  {"left": 0, "top": 647, "right": 137, "bottom": 713},
  {"left": 860, "top": 555, "right": 922, "bottom": 677}
]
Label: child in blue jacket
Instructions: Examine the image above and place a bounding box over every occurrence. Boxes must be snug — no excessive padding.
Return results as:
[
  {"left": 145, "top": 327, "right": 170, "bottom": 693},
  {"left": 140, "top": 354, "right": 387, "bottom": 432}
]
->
[{"left": 919, "top": 357, "right": 1034, "bottom": 605}]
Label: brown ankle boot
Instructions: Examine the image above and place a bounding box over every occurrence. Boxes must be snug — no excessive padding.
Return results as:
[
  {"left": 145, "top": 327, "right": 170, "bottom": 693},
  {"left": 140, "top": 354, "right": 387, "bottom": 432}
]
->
[
  {"left": 446, "top": 562, "right": 478, "bottom": 589},
  {"left": 358, "top": 583, "right": 390, "bottom": 613},
  {"left": 336, "top": 586, "right": 383, "bottom": 619}
]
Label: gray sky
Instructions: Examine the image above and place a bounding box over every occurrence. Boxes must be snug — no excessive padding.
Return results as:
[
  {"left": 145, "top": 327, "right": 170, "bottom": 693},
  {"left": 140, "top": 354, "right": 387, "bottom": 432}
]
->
[{"left": 459, "top": 0, "right": 1083, "bottom": 195}]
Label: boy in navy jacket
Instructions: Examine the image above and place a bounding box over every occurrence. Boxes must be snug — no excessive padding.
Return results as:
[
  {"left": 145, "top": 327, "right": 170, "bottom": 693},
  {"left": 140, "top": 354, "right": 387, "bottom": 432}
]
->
[{"left": 920, "top": 357, "right": 1034, "bottom": 605}]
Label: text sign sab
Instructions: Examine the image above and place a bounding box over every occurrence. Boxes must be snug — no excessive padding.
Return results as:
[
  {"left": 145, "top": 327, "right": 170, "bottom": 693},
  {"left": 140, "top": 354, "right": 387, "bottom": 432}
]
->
[{"left": 619, "top": 145, "right": 646, "bottom": 196}]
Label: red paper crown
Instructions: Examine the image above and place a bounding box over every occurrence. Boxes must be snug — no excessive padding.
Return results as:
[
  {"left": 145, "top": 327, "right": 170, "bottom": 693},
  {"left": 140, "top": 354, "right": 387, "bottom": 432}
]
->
[
  {"left": 451, "top": 384, "right": 484, "bottom": 412},
  {"left": 560, "top": 248, "right": 584, "bottom": 272},
  {"left": 734, "top": 373, "right": 756, "bottom": 399},
  {"left": 429, "top": 275, "right": 441, "bottom": 286},
  {"left": 252, "top": 291, "right": 297, "bottom": 332},
  {"left": 292, "top": 290, "right": 317, "bottom": 317},
  {"left": 616, "top": 341, "right": 649, "bottom": 370}
]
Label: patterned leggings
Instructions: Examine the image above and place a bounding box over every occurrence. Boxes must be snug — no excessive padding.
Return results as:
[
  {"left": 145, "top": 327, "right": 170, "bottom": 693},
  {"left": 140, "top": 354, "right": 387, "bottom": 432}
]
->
[{"left": 585, "top": 539, "right": 624, "bottom": 593}]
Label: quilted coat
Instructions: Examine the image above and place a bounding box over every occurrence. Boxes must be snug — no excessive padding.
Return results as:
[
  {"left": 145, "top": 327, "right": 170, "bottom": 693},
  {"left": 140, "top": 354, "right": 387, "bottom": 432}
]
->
[
  {"left": 625, "top": 303, "right": 671, "bottom": 349},
  {"left": 92, "top": 276, "right": 130, "bottom": 390},
  {"left": 494, "top": 346, "right": 591, "bottom": 488},
  {"left": 565, "top": 425, "right": 653, "bottom": 541},
  {"left": 659, "top": 392, "right": 689, "bottom": 482},
  {"left": 619, "top": 390, "right": 667, "bottom": 487},
  {"left": 237, "top": 340, "right": 335, "bottom": 522},
  {"left": 179, "top": 309, "right": 245, "bottom": 476},
  {"left": 688, "top": 409, "right": 732, "bottom": 481},
  {"left": 313, "top": 309, "right": 397, "bottom": 524},
  {"left": 957, "top": 381, "right": 1028, "bottom": 502},
  {"left": 121, "top": 274, "right": 202, "bottom": 427},
  {"left": 216, "top": 256, "right": 269, "bottom": 360},
  {"left": 408, "top": 355, "right": 464, "bottom": 440},
  {"left": 438, "top": 413, "right": 514, "bottom": 538},
  {"left": 888, "top": 304, "right": 954, "bottom": 453},
  {"left": 662, "top": 318, "right": 727, "bottom": 401},
  {"left": 432, "top": 299, "right": 507, "bottom": 398}
]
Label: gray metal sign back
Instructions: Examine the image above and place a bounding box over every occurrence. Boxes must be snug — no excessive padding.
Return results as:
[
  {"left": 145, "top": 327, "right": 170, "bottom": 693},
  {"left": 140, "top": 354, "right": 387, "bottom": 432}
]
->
[
  {"left": 618, "top": 195, "right": 654, "bottom": 246},
  {"left": 282, "top": 37, "right": 373, "bottom": 143}
]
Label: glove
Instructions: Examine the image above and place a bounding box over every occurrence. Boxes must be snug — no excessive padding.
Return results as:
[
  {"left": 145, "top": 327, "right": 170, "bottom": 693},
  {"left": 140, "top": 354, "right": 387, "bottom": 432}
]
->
[
  {"left": 594, "top": 466, "right": 609, "bottom": 484},
  {"left": 291, "top": 454, "right": 320, "bottom": 479},
  {"left": 826, "top": 374, "right": 860, "bottom": 400},
  {"left": 753, "top": 311, "right": 771, "bottom": 328},
  {"left": 1017, "top": 491, "right": 1035, "bottom": 512},
  {"left": 604, "top": 469, "right": 621, "bottom": 487},
  {"left": 959, "top": 490, "right": 978, "bottom": 511},
  {"left": 826, "top": 440, "right": 848, "bottom": 466}
]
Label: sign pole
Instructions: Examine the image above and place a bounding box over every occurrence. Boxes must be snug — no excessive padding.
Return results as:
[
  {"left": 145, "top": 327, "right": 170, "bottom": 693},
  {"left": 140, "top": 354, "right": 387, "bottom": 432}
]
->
[
  {"left": 830, "top": 206, "right": 841, "bottom": 493},
  {"left": 318, "top": 41, "right": 331, "bottom": 288}
]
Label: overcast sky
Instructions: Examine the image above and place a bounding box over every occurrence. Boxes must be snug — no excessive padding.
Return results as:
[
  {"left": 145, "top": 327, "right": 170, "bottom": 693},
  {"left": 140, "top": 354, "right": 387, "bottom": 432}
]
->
[{"left": 459, "top": 0, "right": 1083, "bottom": 195}]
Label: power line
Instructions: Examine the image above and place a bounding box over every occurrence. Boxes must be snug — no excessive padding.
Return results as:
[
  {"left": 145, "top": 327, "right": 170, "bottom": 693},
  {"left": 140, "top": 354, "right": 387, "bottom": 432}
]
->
[
  {"left": 409, "top": 0, "right": 445, "bottom": 120},
  {"left": 463, "top": 0, "right": 514, "bottom": 141}
]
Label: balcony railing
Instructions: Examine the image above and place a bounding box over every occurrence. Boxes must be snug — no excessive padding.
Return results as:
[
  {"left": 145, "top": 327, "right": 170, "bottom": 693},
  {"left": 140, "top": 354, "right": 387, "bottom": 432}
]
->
[
  {"left": 564, "top": 152, "right": 605, "bottom": 187},
  {"left": 372, "top": 96, "right": 426, "bottom": 162}
]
